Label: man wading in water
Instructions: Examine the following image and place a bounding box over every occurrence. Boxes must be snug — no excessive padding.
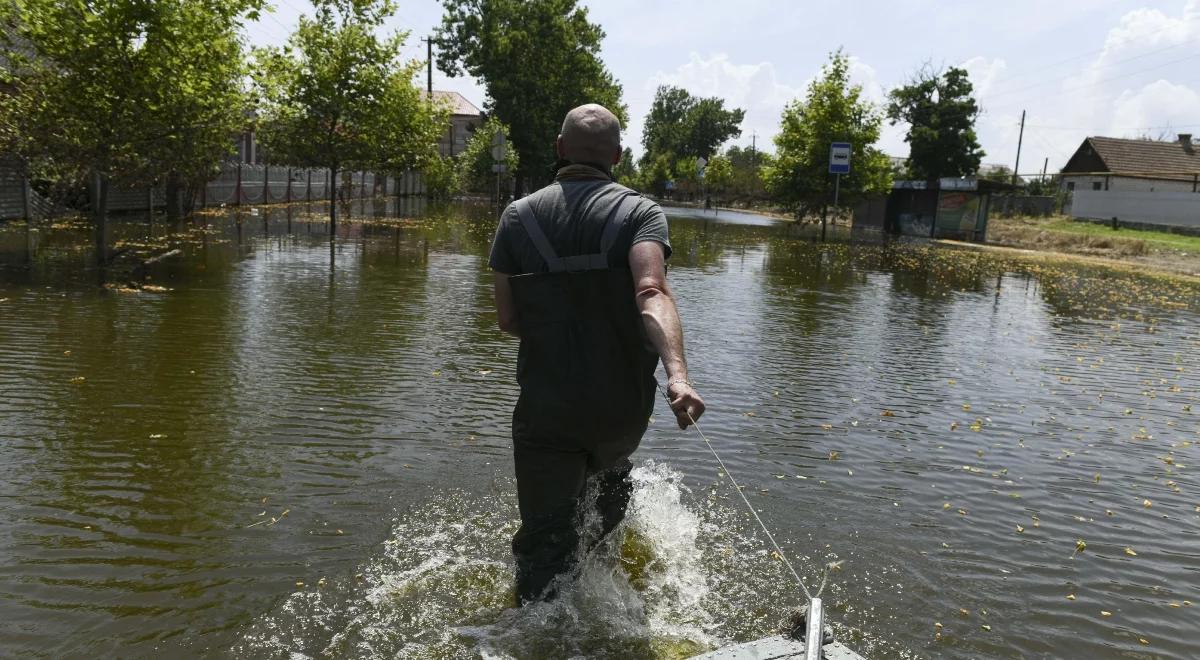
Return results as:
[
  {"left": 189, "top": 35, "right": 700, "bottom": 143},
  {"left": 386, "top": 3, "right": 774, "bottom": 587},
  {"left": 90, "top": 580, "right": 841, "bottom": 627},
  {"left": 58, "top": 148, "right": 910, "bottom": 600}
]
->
[{"left": 490, "top": 104, "right": 706, "bottom": 604}]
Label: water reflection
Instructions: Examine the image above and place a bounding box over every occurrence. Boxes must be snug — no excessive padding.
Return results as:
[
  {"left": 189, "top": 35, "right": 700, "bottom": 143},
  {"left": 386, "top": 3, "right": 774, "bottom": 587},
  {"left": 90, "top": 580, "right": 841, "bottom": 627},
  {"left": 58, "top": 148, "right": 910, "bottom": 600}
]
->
[{"left": 0, "top": 202, "right": 1197, "bottom": 659}]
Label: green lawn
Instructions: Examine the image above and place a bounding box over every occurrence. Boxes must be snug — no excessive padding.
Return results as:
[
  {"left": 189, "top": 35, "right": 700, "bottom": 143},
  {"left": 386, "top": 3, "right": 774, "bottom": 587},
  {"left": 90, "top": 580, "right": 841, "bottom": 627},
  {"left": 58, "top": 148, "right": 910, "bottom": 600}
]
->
[{"left": 1037, "top": 217, "right": 1200, "bottom": 254}]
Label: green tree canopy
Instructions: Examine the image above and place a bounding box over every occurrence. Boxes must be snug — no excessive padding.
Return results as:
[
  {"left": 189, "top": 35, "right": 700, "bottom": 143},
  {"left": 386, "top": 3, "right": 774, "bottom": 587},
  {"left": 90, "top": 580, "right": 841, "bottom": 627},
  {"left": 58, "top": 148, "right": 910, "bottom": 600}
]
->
[
  {"left": 640, "top": 85, "right": 744, "bottom": 165},
  {"left": 704, "top": 154, "right": 733, "bottom": 200},
  {"left": 886, "top": 66, "right": 985, "bottom": 180},
  {"left": 456, "top": 117, "right": 519, "bottom": 193},
  {"left": 612, "top": 147, "right": 638, "bottom": 188},
  {"left": 253, "top": 0, "right": 445, "bottom": 230},
  {"left": 0, "top": 0, "right": 263, "bottom": 197},
  {"left": 763, "top": 50, "right": 892, "bottom": 216},
  {"left": 436, "top": 0, "right": 625, "bottom": 191}
]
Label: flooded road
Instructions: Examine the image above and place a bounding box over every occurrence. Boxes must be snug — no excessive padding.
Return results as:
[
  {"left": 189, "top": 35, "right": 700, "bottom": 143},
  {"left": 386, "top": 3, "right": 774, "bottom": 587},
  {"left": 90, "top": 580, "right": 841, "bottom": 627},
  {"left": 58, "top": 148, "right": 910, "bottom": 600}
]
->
[{"left": 1, "top": 201, "right": 1197, "bottom": 659}]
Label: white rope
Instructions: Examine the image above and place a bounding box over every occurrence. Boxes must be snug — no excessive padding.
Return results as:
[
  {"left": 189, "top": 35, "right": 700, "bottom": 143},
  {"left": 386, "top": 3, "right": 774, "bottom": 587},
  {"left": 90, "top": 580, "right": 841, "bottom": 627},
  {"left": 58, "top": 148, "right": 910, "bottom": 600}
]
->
[{"left": 659, "top": 385, "right": 837, "bottom": 604}]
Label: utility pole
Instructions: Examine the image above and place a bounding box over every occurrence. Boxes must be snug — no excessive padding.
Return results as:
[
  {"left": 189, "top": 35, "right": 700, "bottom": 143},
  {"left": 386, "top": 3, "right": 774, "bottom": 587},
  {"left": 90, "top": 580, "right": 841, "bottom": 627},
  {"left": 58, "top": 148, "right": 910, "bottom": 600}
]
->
[
  {"left": 1012, "top": 109, "right": 1025, "bottom": 186},
  {"left": 1041, "top": 157, "right": 1048, "bottom": 185},
  {"left": 750, "top": 132, "right": 758, "bottom": 195},
  {"left": 421, "top": 36, "right": 433, "bottom": 94}
]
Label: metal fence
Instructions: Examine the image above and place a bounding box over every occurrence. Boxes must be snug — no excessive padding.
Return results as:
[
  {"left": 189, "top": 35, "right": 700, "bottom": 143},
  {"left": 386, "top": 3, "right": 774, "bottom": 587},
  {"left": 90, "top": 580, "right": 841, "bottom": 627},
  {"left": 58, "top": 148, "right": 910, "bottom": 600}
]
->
[{"left": 0, "top": 161, "right": 427, "bottom": 220}]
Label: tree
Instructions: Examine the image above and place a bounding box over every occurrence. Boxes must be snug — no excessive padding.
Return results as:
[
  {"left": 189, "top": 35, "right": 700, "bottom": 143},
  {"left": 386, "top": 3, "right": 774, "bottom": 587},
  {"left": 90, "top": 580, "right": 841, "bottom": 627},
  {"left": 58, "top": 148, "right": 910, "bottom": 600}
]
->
[
  {"left": 253, "top": 0, "right": 445, "bottom": 232},
  {"left": 612, "top": 147, "right": 638, "bottom": 189},
  {"left": 886, "top": 66, "right": 985, "bottom": 180},
  {"left": 724, "top": 145, "right": 769, "bottom": 200},
  {"left": 0, "top": 0, "right": 264, "bottom": 261},
  {"left": 456, "top": 117, "right": 519, "bottom": 194},
  {"left": 704, "top": 155, "right": 732, "bottom": 193},
  {"left": 763, "top": 50, "right": 892, "bottom": 216},
  {"left": 436, "top": 0, "right": 625, "bottom": 193},
  {"left": 640, "top": 85, "right": 744, "bottom": 172}
]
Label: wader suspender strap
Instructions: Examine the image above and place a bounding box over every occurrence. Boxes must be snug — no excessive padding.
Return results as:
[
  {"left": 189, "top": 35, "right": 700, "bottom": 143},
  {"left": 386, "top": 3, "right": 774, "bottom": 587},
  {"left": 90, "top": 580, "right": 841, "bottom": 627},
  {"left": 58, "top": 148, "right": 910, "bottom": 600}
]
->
[{"left": 513, "top": 192, "right": 638, "bottom": 273}]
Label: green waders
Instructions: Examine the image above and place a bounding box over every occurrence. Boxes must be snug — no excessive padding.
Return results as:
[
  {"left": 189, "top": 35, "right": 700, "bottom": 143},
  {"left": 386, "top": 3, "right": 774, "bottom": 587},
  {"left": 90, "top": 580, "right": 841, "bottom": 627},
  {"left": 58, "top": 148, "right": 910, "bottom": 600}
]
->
[{"left": 508, "top": 191, "right": 659, "bottom": 603}]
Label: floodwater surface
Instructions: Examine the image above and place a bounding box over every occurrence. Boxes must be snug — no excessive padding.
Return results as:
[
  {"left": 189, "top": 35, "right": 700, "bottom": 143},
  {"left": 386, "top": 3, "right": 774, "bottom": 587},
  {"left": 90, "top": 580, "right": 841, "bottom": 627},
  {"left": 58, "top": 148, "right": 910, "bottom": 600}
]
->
[{"left": 0, "top": 201, "right": 1198, "bottom": 659}]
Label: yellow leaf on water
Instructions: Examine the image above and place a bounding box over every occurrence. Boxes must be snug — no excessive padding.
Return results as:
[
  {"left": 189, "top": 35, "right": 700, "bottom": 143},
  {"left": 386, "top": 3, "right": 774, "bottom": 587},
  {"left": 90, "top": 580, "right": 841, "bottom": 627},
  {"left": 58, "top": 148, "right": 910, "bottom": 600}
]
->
[
  {"left": 959, "top": 608, "right": 969, "bottom": 617},
  {"left": 1143, "top": 499, "right": 1153, "bottom": 508},
  {"left": 1139, "top": 638, "right": 1150, "bottom": 645},
  {"left": 881, "top": 410, "right": 895, "bottom": 417},
  {"left": 829, "top": 450, "right": 840, "bottom": 461},
  {"left": 1075, "top": 539, "right": 1087, "bottom": 553},
  {"left": 1016, "top": 525, "right": 1025, "bottom": 533},
  {"left": 1067, "top": 594, "right": 1076, "bottom": 600},
  {"left": 1094, "top": 473, "right": 1101, "bottom": 483},
  {"left": 1100, "top": 611, "right": 1112, "bottom": 617},
  {"left": 962, "top": 404, "right": 971, "bottom": 411},
  {"left": 1125, "top": 547, "right": 1137, "bottom": 556},
  {"left": 981, "top": 624, "right": 991, "bottom": 631},
  {"left": 821, "top": 423, "right": 833, "bottom": 430}
]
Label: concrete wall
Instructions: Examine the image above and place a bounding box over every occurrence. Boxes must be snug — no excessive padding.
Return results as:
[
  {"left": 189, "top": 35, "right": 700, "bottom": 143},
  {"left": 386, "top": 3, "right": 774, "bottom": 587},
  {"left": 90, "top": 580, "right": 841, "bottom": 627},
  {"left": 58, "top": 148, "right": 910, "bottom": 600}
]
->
[
  {"left": 1071, "top": 188, "right": 1200, "bottom": 229},
  {"left": 1062, "top": 174, "right": 1198, "bottom": 193}
]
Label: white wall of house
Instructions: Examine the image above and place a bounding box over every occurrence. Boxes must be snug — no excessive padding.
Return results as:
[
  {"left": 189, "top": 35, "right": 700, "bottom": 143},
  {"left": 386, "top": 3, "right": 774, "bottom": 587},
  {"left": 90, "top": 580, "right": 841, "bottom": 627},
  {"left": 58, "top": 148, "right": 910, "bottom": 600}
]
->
[
  {"left": 1071, "top": 188, "right": 1200, "bottom": 228},
  {"left": 1061, "top": 174, "right": 1198, "bottom": 193}
]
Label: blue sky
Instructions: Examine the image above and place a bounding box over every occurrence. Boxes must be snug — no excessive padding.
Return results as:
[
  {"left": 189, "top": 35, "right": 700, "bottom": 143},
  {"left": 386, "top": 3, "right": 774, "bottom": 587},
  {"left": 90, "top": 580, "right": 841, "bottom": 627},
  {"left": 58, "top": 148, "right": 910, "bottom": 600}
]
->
[{"left": 248, "top": 0, "right": 1200, "bottom": 174}]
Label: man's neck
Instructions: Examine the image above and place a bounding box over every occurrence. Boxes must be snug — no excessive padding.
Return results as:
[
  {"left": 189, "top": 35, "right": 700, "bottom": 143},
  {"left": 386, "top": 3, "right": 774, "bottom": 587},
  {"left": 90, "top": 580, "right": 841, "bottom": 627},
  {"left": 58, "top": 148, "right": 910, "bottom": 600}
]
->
[{"left": 555, "top": 162, "right": 613, "bottom": 181}]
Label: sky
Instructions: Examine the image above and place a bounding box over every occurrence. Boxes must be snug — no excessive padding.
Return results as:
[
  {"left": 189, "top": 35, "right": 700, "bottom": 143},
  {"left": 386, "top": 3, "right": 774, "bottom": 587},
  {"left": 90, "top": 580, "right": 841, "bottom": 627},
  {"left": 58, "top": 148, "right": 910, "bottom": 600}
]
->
[{"left": 247, "top": 0, "right": 1200, "bottom": 176}]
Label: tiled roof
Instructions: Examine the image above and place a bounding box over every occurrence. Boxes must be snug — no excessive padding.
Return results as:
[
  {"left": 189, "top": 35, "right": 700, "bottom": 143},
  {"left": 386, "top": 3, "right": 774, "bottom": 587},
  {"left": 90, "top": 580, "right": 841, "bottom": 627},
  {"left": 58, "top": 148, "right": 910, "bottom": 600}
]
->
[
  {"left": 426, "top": 90, "right": 482, "bottom": 117},
  {"left": 1081, "top": 136, "right": 1200, "bottom": 180}
]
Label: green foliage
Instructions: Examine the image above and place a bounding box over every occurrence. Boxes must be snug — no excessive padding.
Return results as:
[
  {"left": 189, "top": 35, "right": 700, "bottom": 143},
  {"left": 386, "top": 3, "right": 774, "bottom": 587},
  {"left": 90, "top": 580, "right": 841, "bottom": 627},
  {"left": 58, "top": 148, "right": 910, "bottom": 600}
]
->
[
  {"left": 613, "top": 147, "right": 638, "bottom": 189},
  {"left": 436, "top": 0, "right": 625, "bottom": 187},
  {"left": 723, "top": 145, "right": 769, "bottom": 200},
  {"left": 0, "top": 0, "right": 263, "bottom": 191},
  {"left": 887, "top": 66, "right": 985, "bottom": 179},
  {"left": 253, "top": 0, "right": 445, "bottom": 179},
  {"left": 423, "top": 154, "right": 457, "bottom": 199},
  {"left": 640, "top": 85, "right": 744, "bottom": 176},
  {"left": 704, "top": 154, "right": 733, "bottom": 192},
  {"left": 763, "top": 50, "right": 893, "bottom": 215},
  {"left": 641, "top": 152, "right": 673, "bottom": 196},
  {"left": 455, "top": 117, "right": 519, "bottom": 192}
]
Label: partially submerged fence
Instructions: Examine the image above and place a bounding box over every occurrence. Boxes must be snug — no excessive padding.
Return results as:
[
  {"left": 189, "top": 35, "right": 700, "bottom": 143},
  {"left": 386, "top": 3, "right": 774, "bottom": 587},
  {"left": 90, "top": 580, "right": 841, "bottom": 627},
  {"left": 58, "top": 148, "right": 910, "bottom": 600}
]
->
[{"left": 0, "top": 161, "right": 427, "bottom": 220}]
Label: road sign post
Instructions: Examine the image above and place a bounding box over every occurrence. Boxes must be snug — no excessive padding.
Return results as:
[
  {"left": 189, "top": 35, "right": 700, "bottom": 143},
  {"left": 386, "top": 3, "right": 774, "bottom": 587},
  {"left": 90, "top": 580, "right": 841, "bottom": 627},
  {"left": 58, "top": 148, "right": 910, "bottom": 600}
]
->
[
  {"left": 491, "top": 132, "right": 508, "bottom": 204},
  {"left": 826, "top": 142, "right": 852, "bottom": 241}
]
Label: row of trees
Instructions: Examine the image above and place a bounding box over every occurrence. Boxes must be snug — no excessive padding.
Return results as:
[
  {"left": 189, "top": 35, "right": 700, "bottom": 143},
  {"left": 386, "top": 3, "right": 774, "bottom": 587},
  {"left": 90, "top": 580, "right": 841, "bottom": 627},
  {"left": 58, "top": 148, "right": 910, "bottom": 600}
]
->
[
  {"left": 0, "top": 0, "right": 452, "bottom": 247},
  {"left": 610, "top": 52, "right": 991, "bottom": 218}
]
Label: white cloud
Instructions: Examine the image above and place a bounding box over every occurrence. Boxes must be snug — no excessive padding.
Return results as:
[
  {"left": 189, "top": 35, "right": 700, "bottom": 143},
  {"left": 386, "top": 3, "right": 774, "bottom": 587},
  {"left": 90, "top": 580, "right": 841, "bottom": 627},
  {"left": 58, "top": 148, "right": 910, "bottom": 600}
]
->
[
  {"left": 623, "top": 52, "right": 802, "bottom": 158},
  {"left": 1110, "top": 79, "right": 1200, "bottom": 138}
]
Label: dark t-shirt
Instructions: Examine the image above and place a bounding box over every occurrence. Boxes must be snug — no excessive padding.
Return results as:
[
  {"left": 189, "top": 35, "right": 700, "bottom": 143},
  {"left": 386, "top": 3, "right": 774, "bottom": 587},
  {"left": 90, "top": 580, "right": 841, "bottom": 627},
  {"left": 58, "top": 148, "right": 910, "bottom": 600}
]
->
[{"left": 488, "top": 168, "right": 671, "bottom": 275}]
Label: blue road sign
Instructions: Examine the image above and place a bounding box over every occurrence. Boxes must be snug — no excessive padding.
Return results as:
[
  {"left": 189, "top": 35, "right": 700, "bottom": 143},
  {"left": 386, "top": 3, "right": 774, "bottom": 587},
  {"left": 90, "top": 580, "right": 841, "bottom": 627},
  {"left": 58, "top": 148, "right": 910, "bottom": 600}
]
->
[{"left": 829, "top": 142, "right": 851, "bottom": 174}]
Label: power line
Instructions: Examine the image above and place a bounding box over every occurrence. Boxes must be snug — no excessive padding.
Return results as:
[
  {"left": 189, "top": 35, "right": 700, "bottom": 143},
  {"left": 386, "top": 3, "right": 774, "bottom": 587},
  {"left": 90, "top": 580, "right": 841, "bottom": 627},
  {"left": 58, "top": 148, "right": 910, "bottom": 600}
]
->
[
  {"left": 986, "top": 50, "right": 1200, "bottom": 101},
  {"left": 1026, "top": 122, "right": 1200, "bottom": 132},
  {"left": 983, "top": 18, "right": 1200, "bottom": 95}
]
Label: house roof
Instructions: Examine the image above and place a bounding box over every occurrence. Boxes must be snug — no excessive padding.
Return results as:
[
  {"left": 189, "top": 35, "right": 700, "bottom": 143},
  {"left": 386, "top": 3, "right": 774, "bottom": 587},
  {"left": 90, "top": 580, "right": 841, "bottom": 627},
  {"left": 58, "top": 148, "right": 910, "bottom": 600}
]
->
[
  {"left": 1063, "top": 136, "right": 1200, "bottom": 180},
  {"left": 427, "top": 90, "right": 482, "bottom": 117}
]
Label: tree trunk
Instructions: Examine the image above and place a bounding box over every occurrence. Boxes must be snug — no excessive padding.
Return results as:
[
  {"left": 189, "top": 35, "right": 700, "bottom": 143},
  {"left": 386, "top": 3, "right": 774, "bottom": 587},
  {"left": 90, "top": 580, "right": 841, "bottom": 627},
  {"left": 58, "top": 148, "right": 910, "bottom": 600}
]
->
[
  {"left": 165, "top": 171, "right": 182, "bottom": 222},
  {"left": 93, "top": 170, "right": 109, "bottom": 269},
  {"left": 329, "top": 165, "right": 338, "bottom": 236}
]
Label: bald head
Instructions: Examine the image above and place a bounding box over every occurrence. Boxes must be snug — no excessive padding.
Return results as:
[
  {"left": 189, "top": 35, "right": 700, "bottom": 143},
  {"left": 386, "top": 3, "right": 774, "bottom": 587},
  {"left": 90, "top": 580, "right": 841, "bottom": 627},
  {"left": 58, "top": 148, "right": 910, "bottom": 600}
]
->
[{"left": 557, "top": 104, "right": 622, "bottom": 167}]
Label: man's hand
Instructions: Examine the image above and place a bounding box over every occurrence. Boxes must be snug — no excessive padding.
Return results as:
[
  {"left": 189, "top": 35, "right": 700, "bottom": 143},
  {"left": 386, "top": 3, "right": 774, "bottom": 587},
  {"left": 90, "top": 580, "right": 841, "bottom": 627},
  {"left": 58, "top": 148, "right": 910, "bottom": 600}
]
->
[{"left": 667, "top": 382, "right": 706, "bottom": 430}]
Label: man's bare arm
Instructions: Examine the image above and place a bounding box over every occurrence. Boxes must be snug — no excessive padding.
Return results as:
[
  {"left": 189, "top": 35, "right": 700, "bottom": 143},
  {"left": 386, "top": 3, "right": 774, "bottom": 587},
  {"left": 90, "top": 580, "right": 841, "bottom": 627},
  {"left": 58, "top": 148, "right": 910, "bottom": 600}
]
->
[
  {"left": 629, "top": 241, "right": 705, "bottom": 429},
  {"left": 493, "top": 272, "right": 520, "bottom": 337}
]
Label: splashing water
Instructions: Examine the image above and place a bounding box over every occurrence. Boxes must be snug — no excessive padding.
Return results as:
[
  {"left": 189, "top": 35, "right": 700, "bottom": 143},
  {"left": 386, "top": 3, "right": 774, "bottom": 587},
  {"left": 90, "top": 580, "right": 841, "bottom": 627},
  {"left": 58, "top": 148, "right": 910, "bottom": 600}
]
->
[{"left": 234, "top": 461, "right": 833, "bottom": 659}]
